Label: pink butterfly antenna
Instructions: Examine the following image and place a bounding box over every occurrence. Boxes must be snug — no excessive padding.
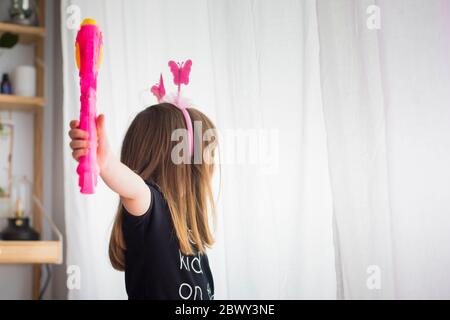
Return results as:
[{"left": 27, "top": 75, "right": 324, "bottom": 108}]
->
[
  {"left": 166, "top": 59, "right": 194, "bottom": 156},
  {"left": 168, "top": 59, "right": 192, "bottom": 94},
  {"left": 151, "top": 73, "right": 166, "bottom": 102}
]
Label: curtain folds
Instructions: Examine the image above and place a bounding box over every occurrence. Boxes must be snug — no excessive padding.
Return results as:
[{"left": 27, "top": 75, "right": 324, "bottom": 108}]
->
[
  {"left": 61, "top": 0, "right": 335, "bottom": 299},
  {"left": 61, "top": 0, "right": 450, "bottom": 299},
  {"left": 317, "top": 0, "right": 395, "bottom": 299}
]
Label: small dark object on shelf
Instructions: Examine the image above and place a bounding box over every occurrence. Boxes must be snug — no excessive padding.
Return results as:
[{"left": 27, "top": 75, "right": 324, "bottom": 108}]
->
[
  {"left": 1, "top": 190, "right": 40, "bottom": 240},
  {"left": 0, "top": 32, "right": 19, "bottom": 49},
  {"left": 9, "top": 0, "right": 38, "bottom": 26},
  {"left": 1, "top": 73, "right": 13, "bottom": 94},
  {"left": 1, "top": 216, "right": 40, "bottom": 240}
]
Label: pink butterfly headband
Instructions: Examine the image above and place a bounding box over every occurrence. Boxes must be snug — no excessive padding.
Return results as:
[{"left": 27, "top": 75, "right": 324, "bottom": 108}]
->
[{"left": 151, "top": 59, "right": 194, "bottom": 157}]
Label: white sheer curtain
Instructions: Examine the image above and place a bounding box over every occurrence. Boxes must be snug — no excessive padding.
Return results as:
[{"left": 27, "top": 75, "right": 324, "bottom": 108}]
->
[
  {"left": 317, "top": 0, "right": 450, "bottom": 299},
  {"left": 317, "top": 0, "right": 395, "bottom": 299},
  {"left": 61, "top": 0, "right": 335, "bottom": 299},
  {"left": 379, "top": 0, "right": 450, "bottom": 299},
  {"left": 60, "top": 0, "right": 450, "bottom": 300}
]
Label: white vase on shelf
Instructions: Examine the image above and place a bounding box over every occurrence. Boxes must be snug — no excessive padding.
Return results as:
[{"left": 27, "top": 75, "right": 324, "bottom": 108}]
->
[{"left": 11, "top": 65, "right": 36, "bottom": 97}]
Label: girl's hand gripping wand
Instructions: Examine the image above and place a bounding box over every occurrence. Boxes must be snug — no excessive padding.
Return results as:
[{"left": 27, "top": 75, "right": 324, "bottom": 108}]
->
[{"left": 75, "top": 18, "right": 103, "bottom": 194}]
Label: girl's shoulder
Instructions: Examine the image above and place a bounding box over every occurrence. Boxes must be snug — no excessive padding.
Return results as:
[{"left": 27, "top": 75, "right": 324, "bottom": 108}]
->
[
  {"left": 144, "top": 180, "right": 167, "bottom": 206},
  {"left": 145, "top": 180, "right": 158, "bottom": 188},
  {"left": 145, "top": 180, "right": 162, "bottom": 195},
  {"left": 122, "top": 180, "right": 166, "bottom": 227}
]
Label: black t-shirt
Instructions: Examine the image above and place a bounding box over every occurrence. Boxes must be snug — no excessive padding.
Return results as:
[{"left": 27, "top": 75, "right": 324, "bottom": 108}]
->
[{"left": 122, "top": 181, "right": 214, "bottom": 300}]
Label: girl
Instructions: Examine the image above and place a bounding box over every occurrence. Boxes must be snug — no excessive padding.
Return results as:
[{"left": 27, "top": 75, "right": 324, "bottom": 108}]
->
[{"left": 68, "top": 103, "right": 217, "bottom": 300}]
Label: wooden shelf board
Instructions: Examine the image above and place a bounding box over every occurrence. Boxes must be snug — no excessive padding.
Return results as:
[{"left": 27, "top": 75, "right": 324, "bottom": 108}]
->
[
  {"left": 0, "top": 240, "right": 62, "bottom": 264},
  {"left": 0, "top": 94, "right": 45, "bottom": 111},
  {"left": 0, "top": 22, "right": 45, "bottom": 44}
]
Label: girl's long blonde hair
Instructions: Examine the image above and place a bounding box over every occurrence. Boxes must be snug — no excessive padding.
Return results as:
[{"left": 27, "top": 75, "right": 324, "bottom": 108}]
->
[{"left": 109, "top": 103, "right": 217, "bottom": 271}]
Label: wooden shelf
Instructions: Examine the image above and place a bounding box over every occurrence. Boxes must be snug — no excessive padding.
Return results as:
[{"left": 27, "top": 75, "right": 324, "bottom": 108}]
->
[
  {"left": 0, "top": 94, "right": 45, "bottom": 111},
  {"left": 0, "top": 22, "right": 45, "bottom": 44},
  {"left": 0, "top": 196, "right": 65, "bottom": 265},
  {"left": 0, "top": 240, "right": 62, "bottom": 264}
]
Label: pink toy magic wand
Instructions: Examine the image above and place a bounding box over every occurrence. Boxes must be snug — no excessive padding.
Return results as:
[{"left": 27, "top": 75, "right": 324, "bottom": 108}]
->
[{"left": 75, "top": 18, "right": 103, "bottom": 194}]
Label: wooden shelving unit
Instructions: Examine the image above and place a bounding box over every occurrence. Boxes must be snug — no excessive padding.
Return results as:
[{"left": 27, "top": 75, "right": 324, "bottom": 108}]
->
[
  {"left": 0, "top": 241, "right": 61, "bottom": 264},
  {"left": 0, "top": 0, "right": 62, "bottom": 300},
  {"left": 0, "top": 195, "right": 63, "bottom": 266},
  {"left": 0, "top": 22, "right": 45, "bottom": 44},
  {"left": 0, "top": 94, "right": 45, "bottom": 111}
]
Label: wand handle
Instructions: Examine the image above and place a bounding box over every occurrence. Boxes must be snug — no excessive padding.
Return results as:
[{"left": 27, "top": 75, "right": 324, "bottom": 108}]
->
[{"left": 75, "top": 18, "right": 103, "bottom": 194}]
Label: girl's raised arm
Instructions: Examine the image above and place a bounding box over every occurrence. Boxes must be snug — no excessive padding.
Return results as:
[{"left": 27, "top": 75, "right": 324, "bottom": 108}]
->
[{"left": 69, "top": 115, "right": 150, "bottom": 216}]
